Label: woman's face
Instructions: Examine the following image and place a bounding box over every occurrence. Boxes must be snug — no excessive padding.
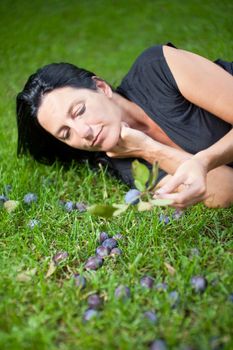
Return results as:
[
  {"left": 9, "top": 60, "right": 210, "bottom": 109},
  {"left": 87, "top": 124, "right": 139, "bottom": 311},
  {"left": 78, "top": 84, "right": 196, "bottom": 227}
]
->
[{"left": 37, "top": 82, "right": 123, "bottom": 152}]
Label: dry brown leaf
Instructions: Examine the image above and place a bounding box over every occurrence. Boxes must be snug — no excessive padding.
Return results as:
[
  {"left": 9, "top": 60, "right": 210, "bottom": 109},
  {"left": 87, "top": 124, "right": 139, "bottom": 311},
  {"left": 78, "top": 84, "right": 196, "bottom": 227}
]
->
[
  {"left": 164, "top": 262, "right": 176, "bottom": 276},
  {"left": 16, "top": 267, "right": 37, "bottom": 282},
  {"left": 46, "top": 260, "right": 57, "bottom": 278}
]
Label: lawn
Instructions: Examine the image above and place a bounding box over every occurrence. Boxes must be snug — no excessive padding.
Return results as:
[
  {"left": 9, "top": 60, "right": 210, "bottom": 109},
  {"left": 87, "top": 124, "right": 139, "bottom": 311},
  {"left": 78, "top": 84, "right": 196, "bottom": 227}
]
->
[{"left": 0, "top": 0, "right": 233, "bottom": 349}]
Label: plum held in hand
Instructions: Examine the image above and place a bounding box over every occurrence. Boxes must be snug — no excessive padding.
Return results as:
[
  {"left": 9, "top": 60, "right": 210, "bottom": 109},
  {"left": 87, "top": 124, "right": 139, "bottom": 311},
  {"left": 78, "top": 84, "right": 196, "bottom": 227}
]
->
[
  {"left": 124, "top": 189, "right": 141, "bottom": 205},
  {"left": 190, "top": 276, "right": 208, "bottom": 293}
]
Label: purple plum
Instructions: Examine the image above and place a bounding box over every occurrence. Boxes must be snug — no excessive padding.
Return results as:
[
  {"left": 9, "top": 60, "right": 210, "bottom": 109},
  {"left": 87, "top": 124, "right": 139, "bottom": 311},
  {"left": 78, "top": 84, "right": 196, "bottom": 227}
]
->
[
  {"left": 85, "top": 256, "right": 103, "bottom": 270},
  {"left": 102, "top": 238, "right": 118, "bottom": 250},
  {"left": 124, "top": 189, "right": 141, "bottom": 205},
  {"left": 140, "top": 276, "right": 154, "bottom": 289}
]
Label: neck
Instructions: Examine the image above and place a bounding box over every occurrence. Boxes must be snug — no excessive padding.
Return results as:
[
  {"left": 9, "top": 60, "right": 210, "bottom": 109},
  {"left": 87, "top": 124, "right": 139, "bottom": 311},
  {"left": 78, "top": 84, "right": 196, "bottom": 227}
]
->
[{"left": 112, "top": 92, "right": 149, "bottom": 132}]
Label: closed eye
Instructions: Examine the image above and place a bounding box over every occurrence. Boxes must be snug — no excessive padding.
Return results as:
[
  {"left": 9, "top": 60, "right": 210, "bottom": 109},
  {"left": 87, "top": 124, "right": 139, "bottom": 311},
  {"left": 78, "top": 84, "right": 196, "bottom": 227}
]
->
[
  {"left": 62, "top": 104, "right": 86, "bottom": 141},
  {"left": 75, "top": 104, "right": 86, "bottom": 117},
  {"left": 61, "top": 104, "right": 86, "bottom": 141},
  {"left": 62, "top": 128, "right": 71, "bottom": 141}
]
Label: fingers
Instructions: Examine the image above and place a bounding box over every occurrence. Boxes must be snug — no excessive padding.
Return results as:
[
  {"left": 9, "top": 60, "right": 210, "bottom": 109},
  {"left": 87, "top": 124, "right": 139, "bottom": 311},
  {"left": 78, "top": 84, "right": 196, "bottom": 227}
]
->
[
  {"left": 155, "top": 174, "right": 186, "bottom": 196},
  {"left": 154, "top": 186, "right": 207, "bottom": 208},
  {"left": 106, "top": 152, "right": 118, "bottom": 158},
  {"left": 120, "top": 122, "right": 130, "bottom": 137},
  {"left": 121, "top": 122, "right": 130, "bottom": 128},
  {"left": 154, "top": 176, "right": 207, "bottom": 208}
]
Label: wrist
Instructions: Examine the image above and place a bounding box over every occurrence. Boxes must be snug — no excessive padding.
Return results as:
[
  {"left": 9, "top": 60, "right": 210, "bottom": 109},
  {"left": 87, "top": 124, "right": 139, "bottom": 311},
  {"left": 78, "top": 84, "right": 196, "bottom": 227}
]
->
[
  {"left": 144, "top": 138, "right": 191, "bottom": 166},
  {"left": 192, "top": 151, "right": 212, "bottom": 172}
]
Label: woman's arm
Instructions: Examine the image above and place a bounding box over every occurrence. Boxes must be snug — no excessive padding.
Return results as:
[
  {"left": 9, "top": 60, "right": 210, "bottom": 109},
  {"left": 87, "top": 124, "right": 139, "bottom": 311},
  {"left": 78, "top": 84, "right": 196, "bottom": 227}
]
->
[
  {"left": 153, "top": 46, "right": 233, "bottom": 206},
  {"left": 107, "top": 123, "right": 233, "bottom": 207},
  {"left": 155, "top": 129, "right": 233, "bottom": 207},
  {"left": 106, "top": 123, "right": 191, "bottom": 174},
  {"left": 163, "top": 45, "right": 233, "bottom": 125},
  {"left": 107, "top": 123, "right": 233, "bottom": 176},
  {"left": 108, "top": 46, "right": 233, "bottom": 207},
  {"left": 192, "top": 128, "right": 233, "bottom": 171}
]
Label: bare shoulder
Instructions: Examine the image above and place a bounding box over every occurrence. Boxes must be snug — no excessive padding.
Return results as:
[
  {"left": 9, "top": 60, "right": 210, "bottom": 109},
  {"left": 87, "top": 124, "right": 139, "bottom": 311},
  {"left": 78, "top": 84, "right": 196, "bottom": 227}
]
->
[
  {"left": 162, "top": 44, "right": 233, "bottom": 89},
  {"left": 162, "top": 45, "right": 233, "bottom": 124}
]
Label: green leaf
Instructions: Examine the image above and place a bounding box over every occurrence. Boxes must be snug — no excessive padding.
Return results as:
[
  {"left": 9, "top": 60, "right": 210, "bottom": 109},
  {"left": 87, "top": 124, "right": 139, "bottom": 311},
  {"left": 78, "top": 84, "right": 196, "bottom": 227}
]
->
[
  {"left": 147, "top": 162, "right": 159, "bottom": 190},
  {"left": 149, "top": 198, "right": 173, "bottom": 206},
  {"left": 137, "top": 201, "right": 152, "bottom": 211},
  {"left": 132, "top": 160, "right": 150, "bottom": 191},
  {"left": 112, "top": 204, "right": 129, "bottom": 216},
  {"left": 134, "top": 180, "right": 145, "bottom": 192},
  {"left": 87, "top": 204, "right": 117, "bottom": 218}
]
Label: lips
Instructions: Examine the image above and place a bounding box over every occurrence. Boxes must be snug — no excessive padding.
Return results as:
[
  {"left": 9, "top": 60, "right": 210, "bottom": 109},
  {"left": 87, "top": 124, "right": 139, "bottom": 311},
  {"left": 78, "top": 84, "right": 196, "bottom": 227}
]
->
[{"left": 91, "top": 127, "right": 103, "bottom": 147}]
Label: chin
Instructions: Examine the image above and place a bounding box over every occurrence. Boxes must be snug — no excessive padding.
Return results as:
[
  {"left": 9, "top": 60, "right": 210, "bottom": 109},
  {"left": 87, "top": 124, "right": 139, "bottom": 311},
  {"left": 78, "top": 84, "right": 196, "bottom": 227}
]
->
[
  {"left": 102, "top": 137, "right": 119, "bottom": 151},
  {"left": 100, "top": 128, "right": 120, "bottom": 151}
]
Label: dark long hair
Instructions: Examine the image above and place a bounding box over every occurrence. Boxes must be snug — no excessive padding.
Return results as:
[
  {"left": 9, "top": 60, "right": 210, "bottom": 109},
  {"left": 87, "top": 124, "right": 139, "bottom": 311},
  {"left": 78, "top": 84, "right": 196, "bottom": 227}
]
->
[
  {"left": 16, "top": 62, "right": 106, "bottom": 165},
  {"left": 16, "top": 62, "right": 138, "bottom": 186}
]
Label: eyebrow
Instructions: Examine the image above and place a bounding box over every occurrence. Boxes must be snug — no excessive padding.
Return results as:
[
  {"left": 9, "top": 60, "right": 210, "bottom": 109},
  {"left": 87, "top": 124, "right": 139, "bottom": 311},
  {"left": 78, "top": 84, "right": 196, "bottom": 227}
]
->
[{"left": 55, "top": 99, "right": 83, "bottom": 138}]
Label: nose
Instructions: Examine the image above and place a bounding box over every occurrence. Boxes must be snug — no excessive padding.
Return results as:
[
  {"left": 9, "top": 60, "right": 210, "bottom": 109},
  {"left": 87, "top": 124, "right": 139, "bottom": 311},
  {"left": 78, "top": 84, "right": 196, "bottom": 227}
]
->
[{"left": 72, "top": 119, "right": 93, "bottom": 140}]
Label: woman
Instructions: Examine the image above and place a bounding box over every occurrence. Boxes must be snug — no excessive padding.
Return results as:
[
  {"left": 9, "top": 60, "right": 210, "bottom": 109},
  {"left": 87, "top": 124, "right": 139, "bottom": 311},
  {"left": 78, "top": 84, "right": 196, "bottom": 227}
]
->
[{"left": 16, "top": 43, "right": 233, "bottom": 208}]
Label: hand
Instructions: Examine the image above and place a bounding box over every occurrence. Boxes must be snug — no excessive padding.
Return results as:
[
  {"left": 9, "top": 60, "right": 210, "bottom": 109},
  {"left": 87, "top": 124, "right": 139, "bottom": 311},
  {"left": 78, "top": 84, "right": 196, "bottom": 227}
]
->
[
  {"left": 106, "top": 123, "right": 150, "bottom": 159},
  {"left": 154, "top": 158, "right": 209, "bottom": 208}
]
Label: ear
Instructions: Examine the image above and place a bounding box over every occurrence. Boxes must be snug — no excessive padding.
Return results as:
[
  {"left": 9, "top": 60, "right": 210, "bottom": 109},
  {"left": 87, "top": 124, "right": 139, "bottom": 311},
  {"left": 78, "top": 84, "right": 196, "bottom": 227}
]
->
[{"left": 92, "top": 76, "right": 113, "bottom": 98}]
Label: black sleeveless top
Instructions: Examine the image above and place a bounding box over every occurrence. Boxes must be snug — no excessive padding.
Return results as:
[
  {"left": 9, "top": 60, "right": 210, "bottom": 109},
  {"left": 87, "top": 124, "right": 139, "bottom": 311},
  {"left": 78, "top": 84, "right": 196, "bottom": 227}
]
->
[{"left": 106, "top": 43, "right": 233, "bottom": 186}]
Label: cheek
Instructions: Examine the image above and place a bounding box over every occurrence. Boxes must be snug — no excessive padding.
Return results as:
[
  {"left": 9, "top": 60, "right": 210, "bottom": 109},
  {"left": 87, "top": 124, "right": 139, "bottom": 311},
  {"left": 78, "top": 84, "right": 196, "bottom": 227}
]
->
[{"left": 101, "top": 124, "right": 121, "bottom": 150}]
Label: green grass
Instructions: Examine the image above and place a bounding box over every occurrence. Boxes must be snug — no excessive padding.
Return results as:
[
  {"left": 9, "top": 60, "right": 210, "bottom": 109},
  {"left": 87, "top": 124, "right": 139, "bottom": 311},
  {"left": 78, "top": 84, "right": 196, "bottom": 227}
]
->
[{"left": 0, "top": 0, "right": 233, "bottom": 349}]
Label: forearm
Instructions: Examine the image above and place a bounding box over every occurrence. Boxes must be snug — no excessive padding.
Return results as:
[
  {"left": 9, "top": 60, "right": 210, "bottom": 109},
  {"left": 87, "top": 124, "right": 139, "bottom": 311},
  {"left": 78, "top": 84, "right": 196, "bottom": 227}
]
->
[
  {"left": 139, "top": 138, "right": 191, "bottom": 175},
  {"left": 108, "top": 125, "right": 233, "bottom": 175},
  {"left": 193, "top": 128, "right": 233, "bottom": 171},
  {"left": 138, "top": 128, "right": 233, "bottom": 175}
]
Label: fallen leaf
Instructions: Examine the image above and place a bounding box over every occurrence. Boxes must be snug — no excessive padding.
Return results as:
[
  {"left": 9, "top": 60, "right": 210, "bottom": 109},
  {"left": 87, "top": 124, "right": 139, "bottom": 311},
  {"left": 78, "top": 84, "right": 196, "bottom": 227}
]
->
[
  {"left": 87, "top": 204, "right": 117, "bottom": 218},
  {"left": 16, "top": 267, "right": 37, "bottom": 282},
  {"left": 137, "top": 201, "right": 152, "bottom": 211},
  {"left": 164, "top": 262, "right": 176, "bottom": 276},
  {"left": 4, "top": 200, "right": 20, "bottom": 213},
  {"left": 46, "top": 261, "right": 57, "bottom": 278}
]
